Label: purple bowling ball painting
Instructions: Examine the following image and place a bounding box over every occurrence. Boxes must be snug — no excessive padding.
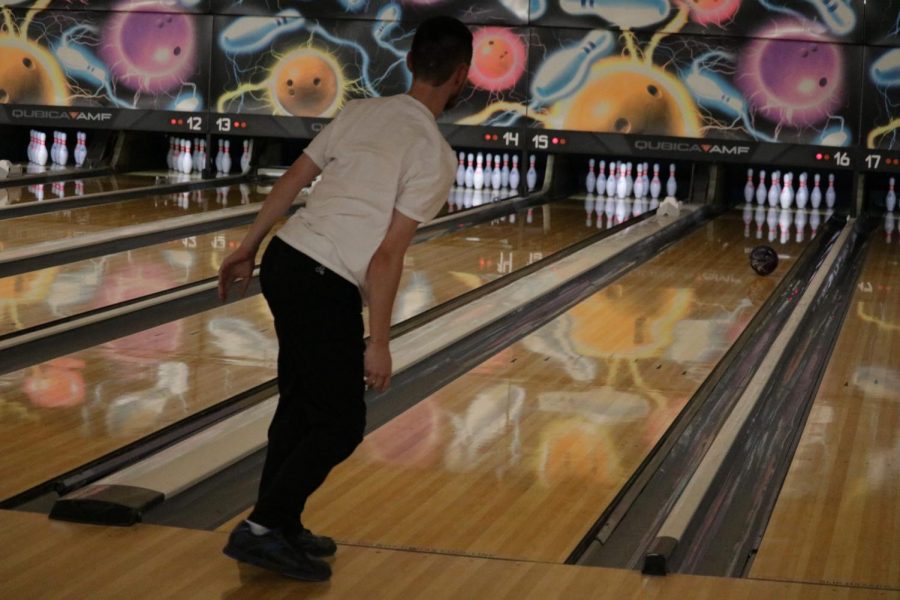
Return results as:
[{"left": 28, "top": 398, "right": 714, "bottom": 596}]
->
[{"left": 0, "top": 6, "right": 210, "bottom": 111}]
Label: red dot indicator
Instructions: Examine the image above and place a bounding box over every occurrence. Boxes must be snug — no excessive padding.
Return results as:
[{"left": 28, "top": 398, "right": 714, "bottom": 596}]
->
[
  {"left": 178, "top": 119, "right": 184, "bottom": 126},
  {"left": 560, "top": 138, "right": 567, "bottom": 145},
  {"left": 170, "top": 118, "right": 177, "bottom": 125},
  {"left": 551, "top": 137, "right": 559, "bottom": 145},
  {"left": 816, "top": 153, "right": 823, "bottom": 160}
]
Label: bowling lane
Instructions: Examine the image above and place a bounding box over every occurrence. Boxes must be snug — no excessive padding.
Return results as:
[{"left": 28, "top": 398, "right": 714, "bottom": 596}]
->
[
  {"left": 0, "top": 172, "right": 178, "bottom": 209},
  {"left": 216, "top": 212, "right": 811, "bottom": 563},
  {"left": 0, "top": 183, "right": 265, "bottom": 252},
  {"left": 0, "top": 196, "right": 613, "bottom": 500},
  {"left": 750, "top": 217, "right": 900, "bottom": 591}
]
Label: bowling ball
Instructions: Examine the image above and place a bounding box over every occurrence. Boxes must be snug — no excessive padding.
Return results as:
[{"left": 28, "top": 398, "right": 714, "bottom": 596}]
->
[
  {"left": 270, "top": 49, "right": 340, "bottom": 117},
  {"left": 0, "top": 36, "right": 68, "bottom": 105},
  {"left": 750, "top": 245, "right": 778, "bottom": 276},
  {"left": 564, "top": 58, "right": 701, "bottom": 138}
]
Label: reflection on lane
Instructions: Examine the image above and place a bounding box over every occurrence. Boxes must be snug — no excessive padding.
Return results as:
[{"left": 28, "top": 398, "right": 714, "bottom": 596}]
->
[
  {"left": 0, "top": 224, "right": 267, "bottom": 335},
  {"left": 0, "top": 294, "right": 277, "bottom": 499},
  {"left": 0, "top": 183, "right": 265, "bottom": 252},
  {"left": 300, "top": 213, "right": 810, "bottom": 563},
  {"left": 0, "top": 173, "right": 173, "bottom": 208},
  {"left": 750, "top": 220, "right": 900, "bottom": 589}
]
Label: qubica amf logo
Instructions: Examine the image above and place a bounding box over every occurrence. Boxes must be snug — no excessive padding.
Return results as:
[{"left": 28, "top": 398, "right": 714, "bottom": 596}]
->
[
  {"left": 10, "top": 108, "right": 113, "bottom": 121},
  {"left": 633, "top": 139, "right": 752, "bottom": 155}
]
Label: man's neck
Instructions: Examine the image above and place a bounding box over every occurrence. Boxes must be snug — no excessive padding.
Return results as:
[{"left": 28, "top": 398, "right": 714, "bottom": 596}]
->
[{"left": 407, "top": 82, "right": 445, "bottom": 119}]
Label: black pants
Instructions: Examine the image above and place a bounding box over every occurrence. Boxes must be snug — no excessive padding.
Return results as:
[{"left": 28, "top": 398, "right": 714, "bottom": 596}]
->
[{"left": 248, "top": 236, "right": 366, "bottom": 533}]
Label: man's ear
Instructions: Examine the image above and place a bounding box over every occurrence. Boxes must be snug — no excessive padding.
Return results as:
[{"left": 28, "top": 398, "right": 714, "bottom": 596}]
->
[{"left": 454, "top": 63, "right": 469, "bottom": 86}]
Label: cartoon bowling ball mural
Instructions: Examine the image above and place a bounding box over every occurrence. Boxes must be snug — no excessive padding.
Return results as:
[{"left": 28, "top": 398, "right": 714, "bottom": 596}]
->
[
  {"left": 738, "top": 24, "right": 844, "bottom": 128},
  {"left": 268, "top": 48, "right": 341, "bottom": 117},
  {"left": 0, "top": 36, "right": 68, "bottom": 105},
  {"left": 468, "top": 27, "right": 527, "bottom": 92},
  {"left": 563, "top": 58, "right": 701, "bottom": 138},
  {"left": 101, "top": 8, "right": 197, "bottom": 94}
]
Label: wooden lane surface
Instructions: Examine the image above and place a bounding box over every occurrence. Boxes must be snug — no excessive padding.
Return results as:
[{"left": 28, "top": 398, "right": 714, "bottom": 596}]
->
[
  {"left": 0, "top": 224, "right": 270, "bottom": 335},
  {"left": 3, "top": 511, "right": 892, "bottom": 600},
  {"left": 749, "top": 220, "right": 900, "bottom": 591},
  {"left": 0, "top": 183, "right": 266, "bottom": 252},
  {"left": 0, "top": 173, "right": 162, "bottom": 209},
  {"left": 0, "top": 201, "right": 600, "bottom": 501},
  {"left": 220, "top": 213, "right": 810, "bottom": 563}
]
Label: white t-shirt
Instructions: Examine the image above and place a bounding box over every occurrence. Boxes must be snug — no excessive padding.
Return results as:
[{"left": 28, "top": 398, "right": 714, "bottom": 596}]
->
[{"left": 276, "top": 95, "right": 457, "bottom": 288}]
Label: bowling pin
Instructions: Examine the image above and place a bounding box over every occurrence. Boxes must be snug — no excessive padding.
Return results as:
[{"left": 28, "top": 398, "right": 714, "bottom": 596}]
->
[
  {"left": 795, "top": 173, "right": 809, "bottom": 209},
  {"left": 465, "top": 153, "right": 475, "bottom": 188},
  {"left": 491, "top": 155, "right": 502, "bottom": 190},
  {"left": 509, "top": 155, "right": 520, "bottom": 190},
  {"left": 642, "top": 163, "right": 650, "bottom": 197},
  {"left": 886, "top": 177, "right": 896, "bottom": 212},
  {"left": 624, "top": 162, "right": 633, "bottom": 198},
  {"left": 768, "top": 171, "right": 780, "bottom": 208},
  {"left": 584, "top": 194, "right": 595, "bottom": 226},
  {"left": 484, "top": 153, "right": 493, "bottom": 186},
  {"left": 585, "top": 158, "right": 596, "bottom": 194},
  {"left": 666, "top": 164, "right": 677, "bottom": 198},
  {"left": 27, "top": 130, "right": 35, "bottom": 164},
  {"left": 526, "top": 155, "right": 538, "bottom": 191},
  {"left": 755, "top": 169, "right": 767, "bottom": 205},
  {"left": 181, "top": 140, "right": 193, "bottom": 174},
  {"left": 530, "top": 29, "right": 614, "bottom": 106},
  {"left": 57, "top": 132, "right": 68, "bottom": 166},
  {"left": 473, "top": 152, "right": 484, "bottom": 190},
  {"left": 50, "top": 132, "right": 59, "bottom": 165},
  {"left": 650, "top": 163, "right": 661, "bottom": 199},
  {"left": 501, "top": 154, "right": 510, "bottom": 189},
  {"left": 456, "top": 152, "right": 466, "bottom": 187},
  {"left": 811, "top": 173, "right": 822, "bottom": 209},
  {"left": 36, "top": 132, "right": 48, "bottom": 166},
  {"left": 779, "top": 173, "right": 793, "bottom": 209},
  {"left": 633, "top": 164, "right": 645, "bottom": 199},
  {"left": 744, "top": 168, "right": 755, "bottom": 204},
  {"left": 596, "top": 160, "right": 607, "bottom": 198},
  {"left": 885, "top": 212, "right": 895, "bottom": 243},
  {"left": 241, "top": 139, "right": 252, "bottom": 174},
  {"left": 74, "top": 132, "right": 87, "bottom": 167},
  {"left": 214, "top": 140, "right": 223, "bottom": 173},
  {"left": 221, "top": 140, "right": 232, "bottom": 174},
  {"left": 615, "top": 163, "right": 628, "bottom": 199},
  {"left": 825, "top": 173, "right": 836, "bottom": 208},
  {"left": 606, "top": 161, "right": 618, "bottom": 197}
]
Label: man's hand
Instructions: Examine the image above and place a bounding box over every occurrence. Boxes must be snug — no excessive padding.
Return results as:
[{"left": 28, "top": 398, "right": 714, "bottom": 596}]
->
[
  {"left": 218, "top": 245, "right": 256, "bottom": 302},
  {"left": 364, "top": 340, "right": 392, "bottom": 392}
]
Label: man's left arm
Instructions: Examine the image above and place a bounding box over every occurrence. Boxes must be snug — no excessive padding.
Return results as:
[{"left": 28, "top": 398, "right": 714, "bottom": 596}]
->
[{"left": 363, "top": 209, "right": 420, "bottom": 392}]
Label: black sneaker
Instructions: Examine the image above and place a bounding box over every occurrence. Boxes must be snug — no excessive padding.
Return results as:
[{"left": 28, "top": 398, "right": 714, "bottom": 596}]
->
[
  {"left": 289, "top": 527, "right": 337, "bottom": 558},
  {"left": 223, "top": 522, "right": 331, "bottom": 581}
]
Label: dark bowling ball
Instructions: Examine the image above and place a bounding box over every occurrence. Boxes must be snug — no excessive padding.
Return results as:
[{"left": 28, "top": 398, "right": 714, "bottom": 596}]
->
[{"left": 750, "top": 245, "right": 778, "bottom": 276}]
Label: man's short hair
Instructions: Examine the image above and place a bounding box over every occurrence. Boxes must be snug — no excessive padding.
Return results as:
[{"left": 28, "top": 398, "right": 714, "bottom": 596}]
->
[{"left": 409, "top": 17, "right": 473, "bottom": 86}]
